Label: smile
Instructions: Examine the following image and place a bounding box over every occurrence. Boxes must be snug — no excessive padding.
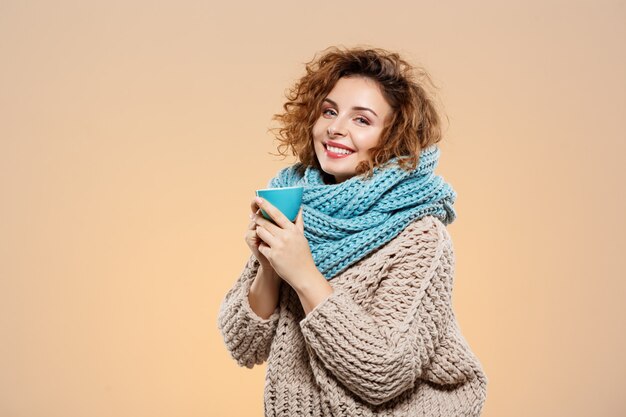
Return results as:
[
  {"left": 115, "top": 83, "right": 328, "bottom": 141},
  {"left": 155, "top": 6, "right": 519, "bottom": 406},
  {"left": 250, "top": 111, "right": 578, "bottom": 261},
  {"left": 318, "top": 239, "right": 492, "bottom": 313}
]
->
[{"left": 324, "top": 144, "right": 354, "bottom": 158}]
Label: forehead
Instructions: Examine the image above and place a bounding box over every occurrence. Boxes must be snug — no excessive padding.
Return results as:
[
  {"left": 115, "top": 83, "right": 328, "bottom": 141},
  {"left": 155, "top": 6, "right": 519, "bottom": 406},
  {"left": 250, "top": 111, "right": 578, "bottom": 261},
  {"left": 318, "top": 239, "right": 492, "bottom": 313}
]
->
[{"left": 326, "top": 77, "right": 388, "bottom": 105}]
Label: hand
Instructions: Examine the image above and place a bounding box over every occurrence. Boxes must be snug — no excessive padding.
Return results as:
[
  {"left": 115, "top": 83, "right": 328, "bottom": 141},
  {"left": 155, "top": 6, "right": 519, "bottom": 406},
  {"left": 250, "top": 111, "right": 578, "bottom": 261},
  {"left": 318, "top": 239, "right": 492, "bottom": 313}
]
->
[
  {"left": 243, "top": 198, "right": 274, "bottom": 271},
  {"left": 253, "top": 197, "right": 317, "bottom": 288}
]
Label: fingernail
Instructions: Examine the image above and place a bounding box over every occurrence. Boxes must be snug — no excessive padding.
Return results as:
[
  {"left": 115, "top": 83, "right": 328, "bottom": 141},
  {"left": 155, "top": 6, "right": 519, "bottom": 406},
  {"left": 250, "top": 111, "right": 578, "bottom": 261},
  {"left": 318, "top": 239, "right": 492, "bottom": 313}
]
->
[
  {"left": 249, "top": 213, "right": 254, "bottom": 219},
  {"left": 255, "top": 197, "right": 263, "bottom": 205}
]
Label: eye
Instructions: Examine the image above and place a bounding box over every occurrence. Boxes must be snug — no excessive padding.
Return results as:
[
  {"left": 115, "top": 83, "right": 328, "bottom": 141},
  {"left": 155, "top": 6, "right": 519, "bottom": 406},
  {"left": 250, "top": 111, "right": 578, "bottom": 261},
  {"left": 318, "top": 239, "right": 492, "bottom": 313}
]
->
[
  {"left": 355, "top": 116, "right": 370, "bottom": 125},
  {"left": 322, "top": 108, "right": 337, "bottom": 117}
]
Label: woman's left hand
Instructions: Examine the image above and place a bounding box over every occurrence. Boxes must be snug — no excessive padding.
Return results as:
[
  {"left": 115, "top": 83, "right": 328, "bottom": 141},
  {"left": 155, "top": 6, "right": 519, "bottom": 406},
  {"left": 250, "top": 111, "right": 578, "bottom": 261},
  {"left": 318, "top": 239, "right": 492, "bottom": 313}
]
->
[{"left": 253, "top": 197, "right": 317, "bottom": 289}]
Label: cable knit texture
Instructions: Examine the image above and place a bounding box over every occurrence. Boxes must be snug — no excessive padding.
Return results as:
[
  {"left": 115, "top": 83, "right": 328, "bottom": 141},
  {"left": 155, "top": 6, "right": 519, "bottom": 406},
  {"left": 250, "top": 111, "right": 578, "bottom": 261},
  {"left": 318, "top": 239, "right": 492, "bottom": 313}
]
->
[{"left": 217, "top": 215, "right": 488, "bottom": 416}]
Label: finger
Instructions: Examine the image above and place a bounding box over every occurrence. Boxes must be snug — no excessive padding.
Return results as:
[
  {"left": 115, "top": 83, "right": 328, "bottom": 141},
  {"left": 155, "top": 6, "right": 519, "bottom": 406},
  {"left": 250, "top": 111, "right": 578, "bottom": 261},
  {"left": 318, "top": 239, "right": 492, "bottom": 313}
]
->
[
  {"left": 257, "top": 241, "right": 268, "bottom": 258},
  {"left": 255, "top": 197, "right": 290, "bottom": 229},
  {"left": 250, "top": 198, "right": 261, "bottom": 216},
  {"left": 254, "top": 214, "right": 281, "bottom": 236},
  {"left": 256, "top": 224, "right": 278, "bottom": 247},
  {"left": 295, "top": 207, "right": 304, "bottom": 232}
]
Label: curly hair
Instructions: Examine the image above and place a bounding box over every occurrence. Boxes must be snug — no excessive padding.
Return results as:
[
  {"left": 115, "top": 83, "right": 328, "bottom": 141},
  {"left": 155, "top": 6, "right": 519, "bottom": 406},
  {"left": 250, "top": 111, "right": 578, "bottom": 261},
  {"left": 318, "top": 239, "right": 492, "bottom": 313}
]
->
[{"left": 269, "top": 45, "right": 447, "bottom": 182}]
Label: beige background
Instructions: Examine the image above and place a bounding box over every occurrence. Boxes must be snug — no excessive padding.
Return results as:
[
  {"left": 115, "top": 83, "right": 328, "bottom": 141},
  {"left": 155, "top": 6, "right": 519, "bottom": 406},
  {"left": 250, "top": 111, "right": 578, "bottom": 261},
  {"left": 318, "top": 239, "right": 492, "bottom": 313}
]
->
[{"left": 1, "top": 0, "right": 625, "bottom": 416}]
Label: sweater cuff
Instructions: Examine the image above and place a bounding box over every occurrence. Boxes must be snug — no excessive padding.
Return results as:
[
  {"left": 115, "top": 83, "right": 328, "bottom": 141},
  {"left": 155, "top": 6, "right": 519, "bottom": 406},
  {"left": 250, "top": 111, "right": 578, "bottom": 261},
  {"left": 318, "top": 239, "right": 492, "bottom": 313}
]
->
[
  {"left": 240, "top": 273, "right": 281, "bottom": 323},
  {"left": 217, "top": 256, "right": 281, "bottom": 369},
  {"left": 299, "top": 288, "right": 341, "bottom": 326}
]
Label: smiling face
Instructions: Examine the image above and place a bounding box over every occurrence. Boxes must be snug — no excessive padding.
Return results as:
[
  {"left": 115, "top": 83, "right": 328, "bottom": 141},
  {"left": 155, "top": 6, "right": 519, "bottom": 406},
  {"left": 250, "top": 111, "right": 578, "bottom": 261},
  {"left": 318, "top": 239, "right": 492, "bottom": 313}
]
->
[{"left": 312, "top": 76, "right": 393, "bottom": 184}]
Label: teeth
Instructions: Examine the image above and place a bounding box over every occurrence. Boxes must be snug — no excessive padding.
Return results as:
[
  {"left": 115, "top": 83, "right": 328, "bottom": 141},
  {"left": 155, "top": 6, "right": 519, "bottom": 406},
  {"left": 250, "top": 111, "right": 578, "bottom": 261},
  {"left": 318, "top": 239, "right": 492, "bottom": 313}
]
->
[{"left": 327, "top": 145, "right": 353, "bottom": 155}]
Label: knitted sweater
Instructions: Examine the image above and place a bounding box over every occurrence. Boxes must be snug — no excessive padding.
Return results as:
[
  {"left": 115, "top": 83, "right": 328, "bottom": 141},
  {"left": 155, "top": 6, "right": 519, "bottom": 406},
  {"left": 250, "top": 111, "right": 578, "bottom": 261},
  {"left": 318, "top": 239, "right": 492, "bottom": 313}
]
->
[{"left": 217, "top": 215, "right": 488, "bottom": 416}]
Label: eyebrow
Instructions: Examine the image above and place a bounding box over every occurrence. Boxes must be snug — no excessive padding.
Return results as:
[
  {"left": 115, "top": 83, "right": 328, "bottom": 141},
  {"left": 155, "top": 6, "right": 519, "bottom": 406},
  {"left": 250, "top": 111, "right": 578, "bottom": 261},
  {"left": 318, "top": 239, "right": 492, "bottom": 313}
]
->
[{"left": 322, "top": 98, "right": 379, "bottom": 118}]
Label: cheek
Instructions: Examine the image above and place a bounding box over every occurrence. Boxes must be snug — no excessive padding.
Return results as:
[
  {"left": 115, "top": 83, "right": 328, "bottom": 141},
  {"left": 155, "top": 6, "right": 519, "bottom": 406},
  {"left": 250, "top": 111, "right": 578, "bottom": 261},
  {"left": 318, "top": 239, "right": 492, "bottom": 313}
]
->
[
  {"left": 311, "top": 120, "right": 325, "bottom": 139},
  {"left": 361, "top": 129, "right": 384, "bottom": 148}
]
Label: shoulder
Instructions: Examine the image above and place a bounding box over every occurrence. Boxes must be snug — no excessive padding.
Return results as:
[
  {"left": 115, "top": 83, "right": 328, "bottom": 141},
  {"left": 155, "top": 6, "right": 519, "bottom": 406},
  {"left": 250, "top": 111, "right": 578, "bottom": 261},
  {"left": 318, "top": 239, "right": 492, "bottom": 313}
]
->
[
  {"left": 384, "top": 216, "right": 456, "bottom": 292},
  {"left": 397, "top": 215, "right": 451, "bottom": 241},
  {"left": 393, "top": 215, "right": 453, "bottom": 256}
]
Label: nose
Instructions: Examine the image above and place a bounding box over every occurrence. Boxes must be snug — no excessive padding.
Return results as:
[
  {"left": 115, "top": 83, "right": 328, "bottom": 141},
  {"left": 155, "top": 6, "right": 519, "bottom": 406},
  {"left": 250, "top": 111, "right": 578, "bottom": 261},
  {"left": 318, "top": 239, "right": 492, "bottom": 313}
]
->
[{"left": 327, "top": 118, "right": 347, "bottom": 137}]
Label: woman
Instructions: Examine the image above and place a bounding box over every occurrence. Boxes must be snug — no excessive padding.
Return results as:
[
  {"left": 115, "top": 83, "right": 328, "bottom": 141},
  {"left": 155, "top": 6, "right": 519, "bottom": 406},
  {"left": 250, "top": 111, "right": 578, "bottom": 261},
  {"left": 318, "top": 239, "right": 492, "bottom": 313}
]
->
[{"left": 217, "top": 46, "right": 488, "bottom": 416}]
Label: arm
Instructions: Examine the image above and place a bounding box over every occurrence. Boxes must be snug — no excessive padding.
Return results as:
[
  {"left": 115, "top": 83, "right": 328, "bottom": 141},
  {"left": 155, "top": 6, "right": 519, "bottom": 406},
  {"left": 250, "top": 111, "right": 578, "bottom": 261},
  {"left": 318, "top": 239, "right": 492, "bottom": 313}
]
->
[
  {"left": 248, "top": 262, "right": 282, "bottom": 319},
  {"left": 217, "top": 254, "right": 281, "bottom": 369},
  {"left": 298, "top": 219, "right": 456, "bottom": 405}
]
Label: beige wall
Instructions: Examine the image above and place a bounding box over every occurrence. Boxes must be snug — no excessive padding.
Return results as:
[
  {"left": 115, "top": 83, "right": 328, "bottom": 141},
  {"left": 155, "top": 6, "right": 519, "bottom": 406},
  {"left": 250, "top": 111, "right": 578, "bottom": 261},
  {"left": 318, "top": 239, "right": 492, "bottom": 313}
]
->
[{"left": 1, "top": 1, "right": 624, "bottom": 416}]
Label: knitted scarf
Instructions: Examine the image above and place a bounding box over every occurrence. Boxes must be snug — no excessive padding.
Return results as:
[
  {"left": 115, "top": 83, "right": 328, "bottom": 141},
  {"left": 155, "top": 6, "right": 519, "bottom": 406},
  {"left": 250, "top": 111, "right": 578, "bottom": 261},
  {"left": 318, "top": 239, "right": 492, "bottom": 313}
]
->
[{"left": 267, "top": 145, "right": 457, "bottom": 281}]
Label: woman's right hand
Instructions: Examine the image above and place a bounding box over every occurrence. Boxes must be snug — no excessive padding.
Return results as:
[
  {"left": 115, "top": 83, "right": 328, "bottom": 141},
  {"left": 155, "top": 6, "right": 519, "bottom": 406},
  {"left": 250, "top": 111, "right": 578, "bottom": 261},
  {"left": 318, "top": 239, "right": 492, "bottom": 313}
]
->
[{"left": 244, "top": 198, "right": 274, "bottom": 271}]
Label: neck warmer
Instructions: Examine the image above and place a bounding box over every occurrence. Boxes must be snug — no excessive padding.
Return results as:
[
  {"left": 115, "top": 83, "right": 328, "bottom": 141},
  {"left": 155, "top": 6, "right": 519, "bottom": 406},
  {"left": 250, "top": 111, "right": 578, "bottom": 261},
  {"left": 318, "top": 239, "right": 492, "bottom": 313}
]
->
[{"left": 267, "top": 145, "right": 456, "bottom": 281}]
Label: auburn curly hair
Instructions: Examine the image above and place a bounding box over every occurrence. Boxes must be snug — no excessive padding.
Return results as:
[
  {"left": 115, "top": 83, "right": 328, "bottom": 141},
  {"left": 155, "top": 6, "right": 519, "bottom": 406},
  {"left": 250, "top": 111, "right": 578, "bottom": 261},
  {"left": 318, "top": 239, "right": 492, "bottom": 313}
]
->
[{"left": 270, "top": 45, "right": 447, "bottom": 182}]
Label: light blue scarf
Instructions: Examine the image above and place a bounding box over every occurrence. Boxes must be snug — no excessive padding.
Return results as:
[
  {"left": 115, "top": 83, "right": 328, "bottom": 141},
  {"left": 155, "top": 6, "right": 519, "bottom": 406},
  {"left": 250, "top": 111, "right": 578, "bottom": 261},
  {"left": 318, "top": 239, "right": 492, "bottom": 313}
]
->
[{"left": 267, "top": 145, "right": 456, "bottom": 280}]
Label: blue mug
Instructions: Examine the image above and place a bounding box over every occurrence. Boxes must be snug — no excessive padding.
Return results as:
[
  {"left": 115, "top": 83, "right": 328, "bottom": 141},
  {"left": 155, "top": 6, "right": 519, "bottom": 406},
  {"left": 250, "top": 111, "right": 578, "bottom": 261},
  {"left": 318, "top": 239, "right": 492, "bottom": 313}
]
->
[{"left": 255, "top": 186, "right": 303, "bottom": 223}]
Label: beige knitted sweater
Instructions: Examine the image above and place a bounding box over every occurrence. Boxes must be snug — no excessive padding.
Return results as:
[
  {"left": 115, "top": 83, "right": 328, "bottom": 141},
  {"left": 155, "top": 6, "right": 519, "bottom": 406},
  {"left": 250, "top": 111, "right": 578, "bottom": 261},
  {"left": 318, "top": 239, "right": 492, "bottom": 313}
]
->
[{"left": 218, "top": 215, "right": 487, "bottom": 416}]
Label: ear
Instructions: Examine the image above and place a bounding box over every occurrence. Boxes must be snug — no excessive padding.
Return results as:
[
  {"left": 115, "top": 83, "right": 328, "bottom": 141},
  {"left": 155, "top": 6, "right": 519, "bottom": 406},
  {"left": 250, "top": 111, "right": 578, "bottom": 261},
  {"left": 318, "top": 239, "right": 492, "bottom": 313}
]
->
[{"left": 295, "top": 207, "right": 304, "bottom": 232}]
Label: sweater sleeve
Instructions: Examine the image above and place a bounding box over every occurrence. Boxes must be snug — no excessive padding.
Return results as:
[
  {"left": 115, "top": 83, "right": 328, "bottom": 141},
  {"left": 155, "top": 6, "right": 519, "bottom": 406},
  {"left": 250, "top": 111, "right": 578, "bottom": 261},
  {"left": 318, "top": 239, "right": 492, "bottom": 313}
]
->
[
  {"left": 298, "top": 219, "right": 455, "bottom": 406},
  {"left": 217, "top": 254, "right": 281, "bottom": 369}
]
